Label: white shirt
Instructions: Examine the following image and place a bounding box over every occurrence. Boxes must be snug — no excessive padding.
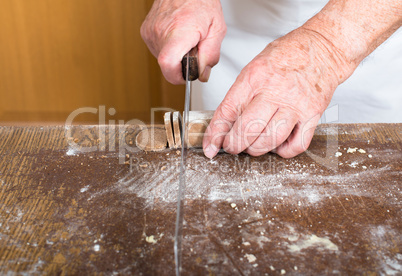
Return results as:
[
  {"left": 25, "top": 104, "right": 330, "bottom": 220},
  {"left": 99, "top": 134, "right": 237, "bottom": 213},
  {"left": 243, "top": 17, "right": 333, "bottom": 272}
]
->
[{"left": 191, "top": 0, "right": 402, "bottom": 123}]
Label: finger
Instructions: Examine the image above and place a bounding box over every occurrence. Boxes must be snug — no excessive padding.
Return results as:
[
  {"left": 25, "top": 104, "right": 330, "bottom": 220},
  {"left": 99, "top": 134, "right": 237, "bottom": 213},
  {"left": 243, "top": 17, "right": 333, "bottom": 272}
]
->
[
  {"left": 245, "top": 108, "right": 298, "bottom": 156},
  {"left": 140, "top": 21, "right": 158, "bottom": 58},
  {"left": 203, "top": 114, "right": 234, "bottom": 159},
  {"left": 275, "top": 114, "right": 320, "bottom": 158},
  {"left": 158, "top": 30, "right": 201, "bottom": 85},
  {"left": 202, "top": 79, "right": 252, "bottom": 159},
  {"left": 197, "top": 22, "right": 226, "bottom": 82},
  {"left": 222, "top": 93, "right": 279, "bottom": 155}
]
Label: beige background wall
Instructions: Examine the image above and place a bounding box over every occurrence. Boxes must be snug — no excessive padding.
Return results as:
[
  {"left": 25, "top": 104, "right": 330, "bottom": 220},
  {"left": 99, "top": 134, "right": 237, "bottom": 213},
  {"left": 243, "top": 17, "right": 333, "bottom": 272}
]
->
[{"left": 0, "top": 0, "right": 184, "bottom": 124}]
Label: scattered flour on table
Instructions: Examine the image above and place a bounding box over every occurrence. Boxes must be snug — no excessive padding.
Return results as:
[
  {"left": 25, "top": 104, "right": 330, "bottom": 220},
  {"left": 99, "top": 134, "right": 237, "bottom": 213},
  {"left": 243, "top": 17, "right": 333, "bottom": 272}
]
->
[
  {"left": 145, "top": 235, "right": 157, "bottom": 244},
  {"left": 367, "top": 225, "right": 402, "bottom": 275},
  {"left": 244, "top": 254, "right": 256, "bottom": 263},
  {"left": 241, "top": 231, "right": 270, "bottom": 249},
  {"left": 66, "top": 148, "right": 78, "bottom": 156},
  {"left": 347, "top": 147, "right": 358, "bottom": 153},
  {"left": 347, "top": 147, "right": 367, "bottom": 154},
  {"left": 287, "top": 234, "right": 338, "bottom": 252},
  {"left": 80, "top": 185, "right": 90, "bottom": 193},
  {"left": 348, "top": 161, "right": 358, "bottom": 168},
  {"left": 113, "top": 153, "right": 396, "bottom": 207}
]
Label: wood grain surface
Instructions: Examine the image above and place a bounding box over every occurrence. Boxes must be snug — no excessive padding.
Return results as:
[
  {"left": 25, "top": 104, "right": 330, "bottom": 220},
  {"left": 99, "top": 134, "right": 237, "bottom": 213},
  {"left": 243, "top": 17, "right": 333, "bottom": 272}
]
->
[{"left": 0, "top": 124, "right": 400, "bottom": 275}]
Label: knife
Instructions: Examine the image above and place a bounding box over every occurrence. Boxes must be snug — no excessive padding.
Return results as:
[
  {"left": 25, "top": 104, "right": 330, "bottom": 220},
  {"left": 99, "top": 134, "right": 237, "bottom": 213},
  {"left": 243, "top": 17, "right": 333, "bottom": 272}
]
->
[{"left": 174, "top": 47, "right": 199, "bottom": 276}]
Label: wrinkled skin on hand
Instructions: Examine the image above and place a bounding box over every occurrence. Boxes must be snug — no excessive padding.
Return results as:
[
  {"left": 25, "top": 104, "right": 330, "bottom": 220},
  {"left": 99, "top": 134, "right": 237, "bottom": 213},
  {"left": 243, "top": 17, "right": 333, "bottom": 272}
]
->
[
  {"left": 203, "top": 27, "right": 354, "bottom": 159},
  {"left": 140, "top": 0, "right": 226, "bottom": 84}
]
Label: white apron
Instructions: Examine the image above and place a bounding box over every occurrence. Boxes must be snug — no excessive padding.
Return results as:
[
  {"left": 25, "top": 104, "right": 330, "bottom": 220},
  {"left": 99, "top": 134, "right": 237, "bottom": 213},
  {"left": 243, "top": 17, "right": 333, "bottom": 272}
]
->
[{"left": 191, "top": 0, "right": 402, "bottom": 123}]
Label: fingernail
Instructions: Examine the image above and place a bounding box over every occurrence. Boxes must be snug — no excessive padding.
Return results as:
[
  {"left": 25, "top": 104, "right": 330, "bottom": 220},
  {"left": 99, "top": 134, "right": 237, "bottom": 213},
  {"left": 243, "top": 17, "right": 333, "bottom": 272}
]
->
[
  {"left": 204, "top": 144, "right": 217, "bottom": 159},
  {"left": 202, "top": 66, "right": 212, "bottom": 82}
]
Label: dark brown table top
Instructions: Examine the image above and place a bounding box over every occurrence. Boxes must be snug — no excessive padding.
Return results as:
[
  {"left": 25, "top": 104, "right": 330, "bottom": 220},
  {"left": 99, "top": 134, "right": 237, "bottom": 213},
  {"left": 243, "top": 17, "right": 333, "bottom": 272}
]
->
[{"left": 0, "top": 124, "right": 400, "bottom": 275}]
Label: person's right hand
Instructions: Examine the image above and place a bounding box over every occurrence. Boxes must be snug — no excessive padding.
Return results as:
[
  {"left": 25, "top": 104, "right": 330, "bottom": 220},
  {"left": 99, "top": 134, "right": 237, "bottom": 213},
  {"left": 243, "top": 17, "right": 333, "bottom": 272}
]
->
[{"left": 141, "top": 0, "right": 226, "bottom": 84}]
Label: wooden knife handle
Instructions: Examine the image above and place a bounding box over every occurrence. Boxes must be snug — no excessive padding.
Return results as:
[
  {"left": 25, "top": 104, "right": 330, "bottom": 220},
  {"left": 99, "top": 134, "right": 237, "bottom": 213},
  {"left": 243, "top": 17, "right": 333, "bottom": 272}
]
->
[{"left": 181, "top": 47, "right": 199, "bottom": 81}]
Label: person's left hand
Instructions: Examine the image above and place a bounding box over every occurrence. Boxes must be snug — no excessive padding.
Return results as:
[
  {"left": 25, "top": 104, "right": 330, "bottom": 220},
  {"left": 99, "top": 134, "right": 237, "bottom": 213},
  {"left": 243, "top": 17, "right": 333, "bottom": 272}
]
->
[{"left": 202, "top": 27, "right": 354, "bottom": 159}]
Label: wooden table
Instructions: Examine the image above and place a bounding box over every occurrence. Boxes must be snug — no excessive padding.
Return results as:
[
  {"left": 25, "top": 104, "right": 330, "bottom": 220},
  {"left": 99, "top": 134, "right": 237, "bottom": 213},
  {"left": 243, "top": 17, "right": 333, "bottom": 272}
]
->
[{"left": 0, "top": 124, "right": 400, "bottom": 275}]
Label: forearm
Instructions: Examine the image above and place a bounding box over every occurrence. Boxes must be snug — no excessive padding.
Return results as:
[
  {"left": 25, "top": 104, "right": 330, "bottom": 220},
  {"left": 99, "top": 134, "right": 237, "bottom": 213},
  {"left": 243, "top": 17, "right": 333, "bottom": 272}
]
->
[{"left": 302, "top": 0, "right": 402, "bottom": 83}]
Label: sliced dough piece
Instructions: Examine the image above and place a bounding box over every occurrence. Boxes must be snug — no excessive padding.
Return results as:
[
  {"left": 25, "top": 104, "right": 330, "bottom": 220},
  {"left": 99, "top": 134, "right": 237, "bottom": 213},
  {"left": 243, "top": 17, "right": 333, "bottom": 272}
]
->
[
  {"left": 187, "top": 110, "right": 214, "bottom": 148},
  {"left": 172, "top": 111, "right": 182, "bottom": 148},
  {"left": 136, "top": 126, "right": 167, "bottom": 152},
  {"left": 164, "top": 112, "right": 175, "bottom": 149}
]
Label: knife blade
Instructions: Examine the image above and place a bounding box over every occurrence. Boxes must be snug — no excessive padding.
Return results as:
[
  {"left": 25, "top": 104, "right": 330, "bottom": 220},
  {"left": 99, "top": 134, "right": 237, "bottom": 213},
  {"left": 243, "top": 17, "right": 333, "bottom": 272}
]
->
[{"left": 174, "top": 47, "right": 198, "bottom": 276}]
